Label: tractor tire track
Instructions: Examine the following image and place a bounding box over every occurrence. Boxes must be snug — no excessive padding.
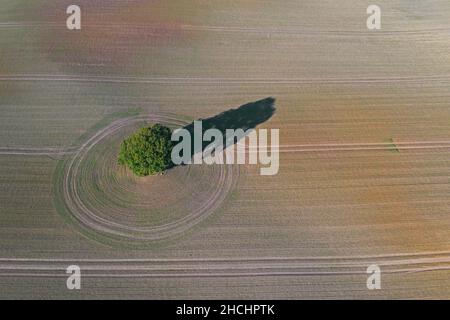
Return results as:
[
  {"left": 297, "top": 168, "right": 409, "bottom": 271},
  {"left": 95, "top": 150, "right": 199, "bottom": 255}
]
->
[
  {"left": 1, "top": 74, "right": 450, "bottom": 85},
  {"left": 0, "top": 251, "right": 449, "bottom": 278}
]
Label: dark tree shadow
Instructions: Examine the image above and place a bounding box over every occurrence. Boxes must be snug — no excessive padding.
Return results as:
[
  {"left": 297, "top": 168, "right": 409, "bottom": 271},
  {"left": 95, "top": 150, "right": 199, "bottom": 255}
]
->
[{"left": 179, "top": 97, "right": 276, "bottom": 161}]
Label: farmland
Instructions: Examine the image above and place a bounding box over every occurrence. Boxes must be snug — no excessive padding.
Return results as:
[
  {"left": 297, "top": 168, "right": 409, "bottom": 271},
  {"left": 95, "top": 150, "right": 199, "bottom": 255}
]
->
[{"left": 0, "top": 0, "right": 450, "bottom": 298}]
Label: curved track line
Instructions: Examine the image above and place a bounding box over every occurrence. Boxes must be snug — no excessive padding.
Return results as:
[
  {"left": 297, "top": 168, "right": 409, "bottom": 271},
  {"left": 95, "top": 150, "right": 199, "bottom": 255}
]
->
[{"left": 59, "top": 114, "right": 237, "bottom": 242}]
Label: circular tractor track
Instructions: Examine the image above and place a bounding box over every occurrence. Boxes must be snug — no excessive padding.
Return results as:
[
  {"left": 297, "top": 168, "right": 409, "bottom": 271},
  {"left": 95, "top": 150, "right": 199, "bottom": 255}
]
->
[{"left": 56, "top": 114, "right": 238, "bottom": 245}]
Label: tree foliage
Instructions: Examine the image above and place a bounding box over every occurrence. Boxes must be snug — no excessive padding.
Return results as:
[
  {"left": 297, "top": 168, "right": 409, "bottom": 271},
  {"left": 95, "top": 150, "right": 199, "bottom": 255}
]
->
[{"left": 118, "top": 124, "right": 174, "bottom": 176}]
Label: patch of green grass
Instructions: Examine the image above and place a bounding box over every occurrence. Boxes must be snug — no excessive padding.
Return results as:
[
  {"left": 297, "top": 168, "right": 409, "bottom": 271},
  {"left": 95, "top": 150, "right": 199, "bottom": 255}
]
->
[{"left": 387, "top": 138, "right": 400, "bottom": 153}]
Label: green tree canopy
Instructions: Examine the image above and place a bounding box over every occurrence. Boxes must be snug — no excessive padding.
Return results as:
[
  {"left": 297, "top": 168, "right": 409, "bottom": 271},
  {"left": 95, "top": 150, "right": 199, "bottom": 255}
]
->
[{"left": 118, "top": 124, "right": 174, "bottom": 176}]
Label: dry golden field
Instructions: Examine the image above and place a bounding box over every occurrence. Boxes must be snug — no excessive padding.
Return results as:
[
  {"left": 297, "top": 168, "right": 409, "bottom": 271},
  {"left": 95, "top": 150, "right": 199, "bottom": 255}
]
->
[{"left": 0, "top": 0, "right": 450, "bottom": 298}]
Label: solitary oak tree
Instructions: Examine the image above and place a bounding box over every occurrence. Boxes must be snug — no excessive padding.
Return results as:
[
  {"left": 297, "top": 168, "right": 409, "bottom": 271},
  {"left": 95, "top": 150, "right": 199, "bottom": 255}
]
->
[{"left": 118, "top": 124, "right": 174, "bottom": 176}]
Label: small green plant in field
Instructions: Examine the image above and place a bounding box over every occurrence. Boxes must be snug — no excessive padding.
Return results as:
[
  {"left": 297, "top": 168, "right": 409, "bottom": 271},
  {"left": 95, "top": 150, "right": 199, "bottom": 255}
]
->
[
  {"left": 387, "top": 138, "right": 400, "bottom": 153},
  {"left": 118, "top": 124, "right": 174, "bottom": 176}
]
